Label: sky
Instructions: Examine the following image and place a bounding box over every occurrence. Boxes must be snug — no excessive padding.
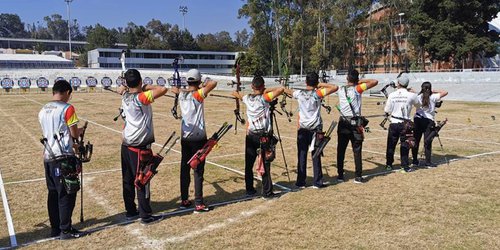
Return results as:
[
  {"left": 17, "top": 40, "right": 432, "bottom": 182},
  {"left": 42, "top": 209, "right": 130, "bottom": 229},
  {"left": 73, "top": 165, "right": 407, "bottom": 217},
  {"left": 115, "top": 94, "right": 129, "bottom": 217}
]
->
[{"left": 1, "top": 0, "right": 250, "bottom": 36}]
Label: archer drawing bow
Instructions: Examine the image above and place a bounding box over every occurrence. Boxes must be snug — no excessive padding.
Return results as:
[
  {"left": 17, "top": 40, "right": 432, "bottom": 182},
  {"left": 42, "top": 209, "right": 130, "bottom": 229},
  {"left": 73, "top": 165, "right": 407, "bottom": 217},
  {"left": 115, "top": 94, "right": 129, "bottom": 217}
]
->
[
  {"left": 171, "top": 57, "right": 183, "bottom": 119},
  {"left": 187, "top": 122, "right": 233, "bottom": 169}
]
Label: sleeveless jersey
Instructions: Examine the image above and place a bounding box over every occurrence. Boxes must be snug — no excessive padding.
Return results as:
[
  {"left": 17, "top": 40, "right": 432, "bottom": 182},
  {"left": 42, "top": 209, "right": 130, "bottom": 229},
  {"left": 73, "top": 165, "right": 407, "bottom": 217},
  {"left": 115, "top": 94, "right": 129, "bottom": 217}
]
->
[
  {"left": 293, "top": 89, "right": 327, "bottom": 130},
  {"left": 337, "top": 84, "right": 367, "bottom": 117},
  {"left": 180, "top": 89, "right": 207, "bottom": 141},
  {"left": 38, "top": 101, "right": 79, "bottom": 160},
  {"left": 242, "top": 92, "right": 274, "bottom": 134},
  {"left": 122, "top": 90, "right": 155, "bottom": 147}
]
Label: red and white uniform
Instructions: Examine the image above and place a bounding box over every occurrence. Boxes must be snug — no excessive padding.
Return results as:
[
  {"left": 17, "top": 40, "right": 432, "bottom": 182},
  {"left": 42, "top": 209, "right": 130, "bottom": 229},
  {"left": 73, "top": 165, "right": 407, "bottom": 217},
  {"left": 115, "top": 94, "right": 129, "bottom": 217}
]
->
[
  {"left": 242, "top": 92, "right": 275, "bottom": 134},
  {"left": 180, "top": 89, "right": 207, "bottom": 141},
  {"left": 293, "top": 89, "right": 327, "bottom": 130},
  {"left": 122, "top": 90, "right": 155, "bottom": 146}
]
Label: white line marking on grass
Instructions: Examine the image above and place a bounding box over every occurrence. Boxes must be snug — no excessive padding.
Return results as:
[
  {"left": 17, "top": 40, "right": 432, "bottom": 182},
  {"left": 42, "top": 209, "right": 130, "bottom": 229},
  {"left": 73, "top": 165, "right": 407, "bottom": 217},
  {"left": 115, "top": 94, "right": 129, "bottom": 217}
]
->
[
  {"left": 15, "top": 195, "right": 265, "bottom": 249},
  {"left": 158, "top": 202, "right": 271, "bottom": 245},
  {"left": 3, "top": 150, "right": 258, "bottom": 186},
  {"left": 0, "top": 167, "right": 18, "bottom": 247},
  {"left": 22, "top": 96, "right": 292, "bottom": 192},
  {"left": 440, "top": 137, "right": 500, "bottom": 146},
  {"left": 361, "top": 150, "right": 500, "bottom": 179}
]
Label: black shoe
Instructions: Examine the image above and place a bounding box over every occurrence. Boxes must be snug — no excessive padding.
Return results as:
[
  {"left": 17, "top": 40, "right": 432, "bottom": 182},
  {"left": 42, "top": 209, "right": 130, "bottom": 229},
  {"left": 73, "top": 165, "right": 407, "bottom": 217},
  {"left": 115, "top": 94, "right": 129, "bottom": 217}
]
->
[
  {"left": 425, "top": 163, "right": 437, "bottom": 168},
  {"left": 312, "top": 183, "right": 329, "bottom": 189},
  {"left": 385, "top": 165, "right": 393, "bottom": 171},
  {"left": 50, "top": 229, "right": 61, "bottom": 238},
  {"left": 295, "top": 185, "right": 306, "bottom": 190},
  {"left": 245, "top": 189, "right": 258, "bottom": 197},
  {"left": 411, "top": 161, "right": 419, "bottom": 168},
  {"left": 262, "top": 192, "right": 280, "bottom": 200},
  {"left": 126, "top": 211, "right": 139, "bottom": 221},
  {"left": 141, "top": 215, "right": 164, "bottom": 225},
  {"left": 336, "top": 176, "right": 345, "bottom": 183},
  {"left": 179, "top": 200, "right": 193, "bottom": 209},
  {"left": 353, "top": 177, "right": 366, "bottom": 184},
  {"left": 60, "top": 228, "right": 85, "bottom": 240}
]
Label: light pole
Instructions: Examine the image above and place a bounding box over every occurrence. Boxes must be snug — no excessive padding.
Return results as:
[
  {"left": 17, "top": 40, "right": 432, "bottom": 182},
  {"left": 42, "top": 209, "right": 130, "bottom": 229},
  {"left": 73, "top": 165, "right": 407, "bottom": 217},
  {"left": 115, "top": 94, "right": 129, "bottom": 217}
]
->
[
  {"left": 65, "top": 0, "right": 74, "bottom": 60},
  {"left": 399, "top": 12, "right": 405, "bottom": 70},
  {"left": 179, "top": 6, "right": 188, "bottom": 31}
]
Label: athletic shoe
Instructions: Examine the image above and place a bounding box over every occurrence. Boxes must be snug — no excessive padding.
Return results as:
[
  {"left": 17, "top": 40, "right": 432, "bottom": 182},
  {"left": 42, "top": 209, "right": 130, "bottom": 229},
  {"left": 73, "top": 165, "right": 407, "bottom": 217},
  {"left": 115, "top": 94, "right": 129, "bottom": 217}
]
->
[
  {"left": 179, "top": 200, "right": 193, "bottom": 209},
  {"left": 411, "top": 161, "right": 419, "bottom": 168},
  {"left": 336, "top": 176, "right": 345, "bottom": 183},
  {"left": 50, "top": 229, "right": 61, "bottom": 238},
  {"left": 425, "top": 163, "right": 437, "bottom": 169},
  {"left": 312, "top": 183, "right": 329, "bottom": 189},
  {"left": 194, "top": 204, "right": 210, "bottom": 213},
  {"left": 126, "top": 211, "right": 139, "bottom": 221},
  {"left": 140, "top": 215, "right": 164, "bottom": 225},
  {"left": 400, "top": 167, "right": 414, "bottom": 173},
  {"left": 295, "top": 185, "right": 306, "bottom": 190},
  {"left": 385, "top": 165, "right": 393, "bottom": 171},
  {"left": 60, "top": 228, "right": 85, "bottom": 240},
  {"left": 246, "top": 189, "right": 258, "bottom": 197},
  {"left": 262, "top": 192, "right": 280, "bottom": 200},
  {"left": 353, "top": 177, "right": 366, "bottom": 184}
]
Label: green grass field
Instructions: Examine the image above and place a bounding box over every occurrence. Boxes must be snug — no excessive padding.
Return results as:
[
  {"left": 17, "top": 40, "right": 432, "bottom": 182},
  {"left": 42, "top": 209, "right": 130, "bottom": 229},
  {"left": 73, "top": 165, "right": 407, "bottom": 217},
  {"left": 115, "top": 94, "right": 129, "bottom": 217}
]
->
[{"left": 0, "top": 89, "right": 499, "bottom": 249}]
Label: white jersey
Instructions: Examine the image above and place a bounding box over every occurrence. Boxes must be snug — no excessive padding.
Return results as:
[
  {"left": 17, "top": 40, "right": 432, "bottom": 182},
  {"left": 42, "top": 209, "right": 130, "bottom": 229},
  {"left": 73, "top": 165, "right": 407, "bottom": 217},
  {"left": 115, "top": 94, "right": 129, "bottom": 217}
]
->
[
  {"left": 415, "top": 93, "right": 441, "bottom": 120},
  {"left": 385, "top": 88, "right": 418, "bottom": 123},
  {"left": 337, "top": 84, "right": 367, "bottom": 117},
  {"left": 39, "top": 101, "right": 79, "bottom": 161},
  {"left": 180, "top": 89, "right": 207, "bottom": 141},
  {"left": 242, "top": 93, "right": 273, "bottom": 134},
  {"left": 122, "top": 90, "right": 155, "bottom": 147},
  {"left": 293, "top": 89, "right": 327, "bottom": 130}
]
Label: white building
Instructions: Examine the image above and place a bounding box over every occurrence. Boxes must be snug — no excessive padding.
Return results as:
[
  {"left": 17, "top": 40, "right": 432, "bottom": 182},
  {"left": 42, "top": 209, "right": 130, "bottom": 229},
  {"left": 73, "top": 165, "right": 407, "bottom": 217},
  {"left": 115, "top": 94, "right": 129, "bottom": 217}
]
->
[
  {"left": 88, "top": 48, "right": 239, "bottom": 74},
  {"left": 0, "top": 54, "right": 74, "bottom": 69}
]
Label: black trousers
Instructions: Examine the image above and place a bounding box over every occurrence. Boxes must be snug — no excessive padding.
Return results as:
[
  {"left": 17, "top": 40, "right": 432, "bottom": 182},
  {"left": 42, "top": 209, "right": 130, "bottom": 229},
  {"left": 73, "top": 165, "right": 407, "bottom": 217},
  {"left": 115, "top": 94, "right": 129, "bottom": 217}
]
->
[
  {"left": 296, "top": 129, "right": 323, "bottom": 187},
  {"left": 121, "top": 145, "right": 152, "bottom": 219},
  {"left": 336, "top": 119, "right": 363, "bottom": 178},
  {"left": 180, "top": 139, "right": 207, "bottom": 205},
  {"left": 412, "top": 116, "right": 434, "bottom": 165},
  {"left": 245, "top": 133, "right": 273, "bottom": 196},
  {"left": 386, "top": 123, "right": 410, "bottom": 167},
  {"left": 44, "top": 160, "right": 77, "bottom": 232}
]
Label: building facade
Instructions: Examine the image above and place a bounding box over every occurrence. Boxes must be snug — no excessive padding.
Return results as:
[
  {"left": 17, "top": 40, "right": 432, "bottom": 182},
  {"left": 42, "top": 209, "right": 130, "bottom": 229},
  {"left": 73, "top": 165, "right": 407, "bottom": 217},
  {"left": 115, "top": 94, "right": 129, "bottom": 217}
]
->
[{"left": 88, "top": 48, "right": 239, "bottom": 74}]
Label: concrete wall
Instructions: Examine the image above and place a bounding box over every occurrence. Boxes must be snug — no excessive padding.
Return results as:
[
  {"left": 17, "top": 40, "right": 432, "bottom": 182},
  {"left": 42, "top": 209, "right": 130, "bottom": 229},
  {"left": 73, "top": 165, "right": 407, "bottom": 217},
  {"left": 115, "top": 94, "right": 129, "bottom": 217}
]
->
[{"left": 1, "top": 69, "right": 499, "bottom": 102}]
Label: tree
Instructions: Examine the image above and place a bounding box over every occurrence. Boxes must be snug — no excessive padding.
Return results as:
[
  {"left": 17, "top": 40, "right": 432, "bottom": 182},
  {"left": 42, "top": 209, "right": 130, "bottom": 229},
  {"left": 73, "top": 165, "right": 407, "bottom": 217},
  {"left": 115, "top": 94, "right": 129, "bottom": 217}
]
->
[
  {"left": 409, "top": 0, "right": 500, "bottom": 68},
  {"left": 85, "top": 24, "right": 117, "bottom": 50},
  {"left": 0, "top": 13, "right": 27, "bottom": 38},
  {"left": 235, "top": 28, "right": 251, "bottom": 49},
  {"left": 196, "top": 31, "right": 237, "bottom": 51}
]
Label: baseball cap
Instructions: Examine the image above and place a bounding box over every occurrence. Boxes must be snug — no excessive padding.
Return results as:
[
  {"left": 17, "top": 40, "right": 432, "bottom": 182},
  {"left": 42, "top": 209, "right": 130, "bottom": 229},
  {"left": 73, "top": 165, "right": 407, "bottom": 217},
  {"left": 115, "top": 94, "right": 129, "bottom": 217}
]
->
[
  {"left": 186, "top": 69, "right": 201, "bottom": 82},
  {"left": 397, "top": 75, "right": 409, "bottom": 87}
]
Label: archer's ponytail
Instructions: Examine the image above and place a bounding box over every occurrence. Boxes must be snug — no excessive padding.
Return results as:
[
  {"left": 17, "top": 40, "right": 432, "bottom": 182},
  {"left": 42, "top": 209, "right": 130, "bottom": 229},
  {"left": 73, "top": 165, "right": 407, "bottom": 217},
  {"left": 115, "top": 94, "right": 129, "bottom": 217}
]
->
[{"left": 420, "top": 81, "right": 432, "bottom": 108}]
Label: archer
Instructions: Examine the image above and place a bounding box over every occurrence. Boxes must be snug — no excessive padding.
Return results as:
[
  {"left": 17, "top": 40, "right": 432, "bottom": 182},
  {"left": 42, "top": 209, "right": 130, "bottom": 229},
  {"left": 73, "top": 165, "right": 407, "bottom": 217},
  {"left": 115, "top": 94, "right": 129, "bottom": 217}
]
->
[
  {"left": 172, "top": 69, "right": 218, "bottom": 213},
  {"left": 284, "top": 72, "right": 338, "bottom": 189},
  {"left": 232, "top": 75, "right": 287, "bottom": 199}
]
